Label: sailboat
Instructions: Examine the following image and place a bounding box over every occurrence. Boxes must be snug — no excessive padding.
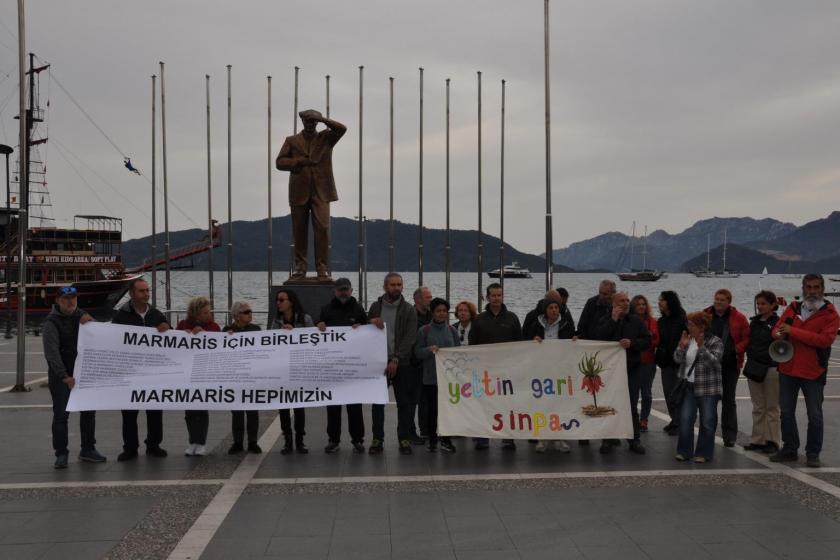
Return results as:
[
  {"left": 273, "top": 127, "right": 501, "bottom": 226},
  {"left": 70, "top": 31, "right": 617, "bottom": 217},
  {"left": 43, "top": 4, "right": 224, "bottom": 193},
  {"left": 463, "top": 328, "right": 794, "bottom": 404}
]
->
[
  {"left": 617, "top": 223, "right": 662, "bottom": 282},
  {"left": 693, "top": 229, "right": 740, "bottom": 278}
]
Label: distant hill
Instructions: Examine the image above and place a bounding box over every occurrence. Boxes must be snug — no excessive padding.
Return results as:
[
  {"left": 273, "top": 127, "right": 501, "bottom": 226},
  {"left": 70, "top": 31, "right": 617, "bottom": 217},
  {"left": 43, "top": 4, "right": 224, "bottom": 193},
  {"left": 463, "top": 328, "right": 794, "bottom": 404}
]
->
[
  {"left": 123, "top": 216, "right": 573, "bottom": 273},
  {"left": 679, "top": 243, "right": 840, "bottom": 274},
  {"left": 552, "top": 217, "right": 796, "bottom": 272},
  {"left": 747, "top": 211, "right": 840, "bottom": 262}
]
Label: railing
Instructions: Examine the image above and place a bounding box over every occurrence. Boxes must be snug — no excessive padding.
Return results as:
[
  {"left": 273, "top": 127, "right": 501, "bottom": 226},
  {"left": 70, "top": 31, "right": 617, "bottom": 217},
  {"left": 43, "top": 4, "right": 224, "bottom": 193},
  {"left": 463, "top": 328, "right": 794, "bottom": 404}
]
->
[{"left": 164, "top": 310, "right": 271, "bottom": 329}]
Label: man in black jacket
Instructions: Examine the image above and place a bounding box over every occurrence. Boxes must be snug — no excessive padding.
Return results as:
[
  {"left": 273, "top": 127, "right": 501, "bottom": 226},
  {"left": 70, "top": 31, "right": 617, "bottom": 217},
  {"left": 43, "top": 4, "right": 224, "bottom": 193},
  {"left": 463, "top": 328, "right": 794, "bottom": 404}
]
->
[
  {"left": 43, "top": 287, "right": 103, "bottom": 469},
  {"left": 594, "top": 291, "right": 651, "bottom": 455},
  {"left": 469, "top": 283, "right": 523, "bottom": 450},
  {"left": 111, "top": 278, "right": 171, "bottom": 461},
  {"left": 412, "top": 286, "right": 433, "bottom": 441},
  {"left": 317, "top": 278, "right": 368, "bottom": 453},
  {"left": 577, "top": 280, "right": 616, "bottom": 339}
]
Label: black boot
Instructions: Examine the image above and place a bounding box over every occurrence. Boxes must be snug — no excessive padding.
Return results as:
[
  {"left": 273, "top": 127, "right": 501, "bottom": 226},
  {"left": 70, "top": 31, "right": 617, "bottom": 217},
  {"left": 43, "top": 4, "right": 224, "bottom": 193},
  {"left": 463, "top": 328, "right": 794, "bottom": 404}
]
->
[
  {"left": 280, "top": 435, "right": 293, "bottom": 455},
  {"left": 295, "top": 434, "right": 308, "bottom": 454}
]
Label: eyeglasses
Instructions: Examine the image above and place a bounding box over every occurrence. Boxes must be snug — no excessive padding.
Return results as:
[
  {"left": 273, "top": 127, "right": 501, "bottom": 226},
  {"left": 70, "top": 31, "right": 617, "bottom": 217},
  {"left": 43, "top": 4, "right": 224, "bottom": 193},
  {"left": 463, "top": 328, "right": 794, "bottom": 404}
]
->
[
  {"left": 240, "top": 309, "right": 252, "bottom": 315},
  {"left": 58, "top": 286, "right": 78, "bottom": 296}
]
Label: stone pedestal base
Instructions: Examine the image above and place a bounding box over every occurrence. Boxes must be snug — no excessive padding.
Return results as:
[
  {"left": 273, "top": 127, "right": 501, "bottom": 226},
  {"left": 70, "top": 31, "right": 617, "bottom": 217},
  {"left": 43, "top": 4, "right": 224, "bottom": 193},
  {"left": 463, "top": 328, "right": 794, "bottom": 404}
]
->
[{"left": 266, "top": 281, "right": 335, "bottom": 328}]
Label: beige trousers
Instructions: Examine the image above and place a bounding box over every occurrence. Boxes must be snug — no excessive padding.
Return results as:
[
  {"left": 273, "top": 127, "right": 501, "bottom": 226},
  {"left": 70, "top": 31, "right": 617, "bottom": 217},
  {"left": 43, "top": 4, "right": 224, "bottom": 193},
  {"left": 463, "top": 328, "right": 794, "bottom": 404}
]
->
[{"left": 747, "top": 366, "right": 781, "bottom": 446}]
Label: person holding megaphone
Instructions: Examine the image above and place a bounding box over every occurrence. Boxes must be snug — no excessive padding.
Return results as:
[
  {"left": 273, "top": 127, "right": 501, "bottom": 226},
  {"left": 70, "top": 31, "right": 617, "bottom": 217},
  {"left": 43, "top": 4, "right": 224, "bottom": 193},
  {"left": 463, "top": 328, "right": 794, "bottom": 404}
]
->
[
  {"left": 770, "top": 274, "right": 839, "bottom": 468},
  {"left": 742, "top": 291, "right": 781, "bottom": 455}
]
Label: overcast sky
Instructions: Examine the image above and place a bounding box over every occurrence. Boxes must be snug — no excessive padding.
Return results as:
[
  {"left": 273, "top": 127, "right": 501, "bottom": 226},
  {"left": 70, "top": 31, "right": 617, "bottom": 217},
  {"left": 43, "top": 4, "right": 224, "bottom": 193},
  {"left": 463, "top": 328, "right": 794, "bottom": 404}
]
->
[{"left": 1, "top": 0, "right": 839, "bottom": 254}]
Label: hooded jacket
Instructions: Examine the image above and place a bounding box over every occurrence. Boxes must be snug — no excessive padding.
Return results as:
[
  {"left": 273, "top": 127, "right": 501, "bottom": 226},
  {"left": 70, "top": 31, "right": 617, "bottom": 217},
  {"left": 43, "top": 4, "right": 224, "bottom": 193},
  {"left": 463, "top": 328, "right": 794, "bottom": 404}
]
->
[
  {"left": 111, "top": 300, "right": 168, "bottom": 328},
  {"left": 772, "top": 300, "right": 839, "bottom": 380},
  {"left": 42, "top": 304, "right": 86, "bottom": 382},
  {"left": 319, "top": 295, "right": 368, "bottom": 327}
]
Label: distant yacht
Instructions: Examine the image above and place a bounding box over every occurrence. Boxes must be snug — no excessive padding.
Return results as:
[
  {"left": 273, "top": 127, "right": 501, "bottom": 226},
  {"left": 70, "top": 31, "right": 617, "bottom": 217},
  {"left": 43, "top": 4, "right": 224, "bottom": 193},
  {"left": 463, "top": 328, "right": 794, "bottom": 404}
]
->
[
  {"left": 617, "top": 223, "right": 662, "bottom": 282},
  {"left": 488, "top": 262, "right": 532, "bottom": 279},
  {"left": 693, "top": 229, "right": 740, "bottom": 278}
]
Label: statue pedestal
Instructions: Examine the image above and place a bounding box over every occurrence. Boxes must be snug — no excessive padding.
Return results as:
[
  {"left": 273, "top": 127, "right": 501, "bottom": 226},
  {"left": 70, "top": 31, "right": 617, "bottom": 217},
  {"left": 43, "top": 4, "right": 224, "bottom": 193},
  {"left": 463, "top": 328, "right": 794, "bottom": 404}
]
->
[{"left": 267, "top": 280, "right": 336, "bottom": 328}]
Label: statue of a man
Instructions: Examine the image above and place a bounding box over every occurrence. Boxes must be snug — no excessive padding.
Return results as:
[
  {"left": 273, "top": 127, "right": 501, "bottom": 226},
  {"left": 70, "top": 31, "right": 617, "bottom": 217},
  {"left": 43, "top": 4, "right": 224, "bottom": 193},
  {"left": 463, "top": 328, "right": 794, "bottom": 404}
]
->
[{"left": 275, "top": 109, "right": 347, "bottom": 279}]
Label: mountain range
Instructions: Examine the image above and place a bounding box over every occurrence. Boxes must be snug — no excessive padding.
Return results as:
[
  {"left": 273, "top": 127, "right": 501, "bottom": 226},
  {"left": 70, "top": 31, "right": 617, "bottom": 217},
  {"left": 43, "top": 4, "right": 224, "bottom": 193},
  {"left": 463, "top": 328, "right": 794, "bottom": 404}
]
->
[{"left": 122, "top": 216, "right": 573, "bottom": 273}]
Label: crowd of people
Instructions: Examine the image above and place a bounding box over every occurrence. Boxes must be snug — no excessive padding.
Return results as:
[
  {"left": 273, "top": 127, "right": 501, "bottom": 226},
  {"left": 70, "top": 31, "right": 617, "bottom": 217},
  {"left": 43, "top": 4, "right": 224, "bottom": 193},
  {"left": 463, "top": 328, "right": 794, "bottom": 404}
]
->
[{"left": 43, "top": 273, "right": 838, "bottom": 470}]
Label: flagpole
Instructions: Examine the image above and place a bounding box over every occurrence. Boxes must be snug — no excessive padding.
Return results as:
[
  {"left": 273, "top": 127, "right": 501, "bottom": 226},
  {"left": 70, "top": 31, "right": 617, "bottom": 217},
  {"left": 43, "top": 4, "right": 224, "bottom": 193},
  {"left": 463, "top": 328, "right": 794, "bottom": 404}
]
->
[
  {"left": 388, "top": 77, "right": 395, "bottom": 273},
  {"left": 499, "top": 79, "right": 506, "bottom": 291},
  {"left": 206, "top": 75, "right": 214, "bottom": 310},
  {"left": 418, "top": 67, "right": 424, "bottom": 286},
  {"left": 357, "top": 65, "right": 364, "bottom": 295},
  {"left": 159, "top": 61, "right": 172, "bottom": 314},
  {"left": 226, "top": 64, "right": 233, "bottom": 312},
  {"left": 544, "top": 0, "right": 554, "bottom": 290},
  {"left": 445, "top": 78, "right": 451, "bottom": 303},
  {"left": 476, "top": 70, "right": 483, "bottom": 307},
  {"left": 325, "top": 74, "right": 330, "bottom": 118},
  {"left": 289, "top": 66, "right": 299, "bottom": 277},
  {"left": 267, "top": 76, "right": 273, "bottom": 292},
  {"left": 13, "top": 0, "right": 27, "bottom": 392},
  {"left": 150, "top": 74, "right": 157, "bottom": 308}
]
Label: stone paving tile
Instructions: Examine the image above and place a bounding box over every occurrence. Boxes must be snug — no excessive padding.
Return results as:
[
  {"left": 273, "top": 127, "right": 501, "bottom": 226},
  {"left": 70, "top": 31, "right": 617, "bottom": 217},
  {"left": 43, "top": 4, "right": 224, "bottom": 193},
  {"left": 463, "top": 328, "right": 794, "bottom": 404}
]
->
[
  {"left": 702, "top": 541, "right": 781, "bottom": 559},
  {"left": 265, "top": 535, "right": 331, "bottom": 557},
  {"left": 640, "top": 542, "right": 713, "bottom": 560},
  {"left": 200, "top": 537, "right": 272, "bottom": 560},
  {"left": 577, "top": 543, "right": 650, "bottom": 560},
  {"left": 40, "top": 540, "right": 119, "bottom": 560}
]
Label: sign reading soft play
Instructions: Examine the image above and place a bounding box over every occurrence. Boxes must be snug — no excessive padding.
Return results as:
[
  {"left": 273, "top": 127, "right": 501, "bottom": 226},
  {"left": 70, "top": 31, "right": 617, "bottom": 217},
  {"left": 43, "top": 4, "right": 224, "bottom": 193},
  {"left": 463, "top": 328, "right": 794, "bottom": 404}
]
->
[
  {"left": 66, "top": 322, "right": 388, "bottom": 411},
  {"left": 436, "top": 340, "right": 632, "bottom": 439}
]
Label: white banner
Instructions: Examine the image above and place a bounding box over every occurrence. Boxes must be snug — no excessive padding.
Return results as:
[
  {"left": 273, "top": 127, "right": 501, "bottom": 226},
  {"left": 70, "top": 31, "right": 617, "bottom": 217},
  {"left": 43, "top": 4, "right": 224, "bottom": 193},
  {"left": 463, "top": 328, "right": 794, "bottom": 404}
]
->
[
  {"left": 66, "top": 323, "right": 389, "bottom": 411},
  {"left": 436, "top": 340, "right": 633, "bottom": 439}
]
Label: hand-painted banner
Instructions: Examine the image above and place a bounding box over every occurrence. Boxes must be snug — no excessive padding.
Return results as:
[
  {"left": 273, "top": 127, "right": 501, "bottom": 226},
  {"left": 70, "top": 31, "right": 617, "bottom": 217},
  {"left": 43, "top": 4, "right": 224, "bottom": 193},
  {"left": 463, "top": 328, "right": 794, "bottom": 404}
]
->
[
  {"left": 436, "top": 340, "right": 632, "bottom": 439},
  {"left": 66, "top": 322, "right": 388, "bottom": 411}
]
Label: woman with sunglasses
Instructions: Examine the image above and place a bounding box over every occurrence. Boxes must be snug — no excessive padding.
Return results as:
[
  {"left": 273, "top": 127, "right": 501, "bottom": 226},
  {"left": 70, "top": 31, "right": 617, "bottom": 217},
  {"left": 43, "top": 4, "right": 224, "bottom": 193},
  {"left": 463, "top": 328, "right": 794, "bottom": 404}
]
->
[
  {"left": 176, "top": 296, "right": 221, "bottom": 456},
  {"left": 452, "top": 301, "right": 477, "bottom": 346},
  {"left": 271, "top": 288, "right": 314, "bottom": 454},
  {"left": 223, "top": 301, "right": 262, "bottom": 454}
]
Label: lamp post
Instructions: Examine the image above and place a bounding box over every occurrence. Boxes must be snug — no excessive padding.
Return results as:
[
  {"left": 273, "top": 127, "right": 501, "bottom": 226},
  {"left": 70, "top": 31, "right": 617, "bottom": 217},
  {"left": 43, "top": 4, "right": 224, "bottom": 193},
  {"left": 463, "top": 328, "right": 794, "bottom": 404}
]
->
[{"left": 0, "top": 144, "right": 12, "bottom": 339}]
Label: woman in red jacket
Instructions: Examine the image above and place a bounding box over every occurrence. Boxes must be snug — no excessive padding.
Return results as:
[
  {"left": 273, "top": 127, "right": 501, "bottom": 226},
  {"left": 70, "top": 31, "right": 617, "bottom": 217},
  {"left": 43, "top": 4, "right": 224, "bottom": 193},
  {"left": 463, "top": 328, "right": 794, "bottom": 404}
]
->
[
  {"left": 631, "top": 295, "right": 660, "bottom": 432},
  {"left": 176, "top": 296, "right": 221, "bottom": 456}
]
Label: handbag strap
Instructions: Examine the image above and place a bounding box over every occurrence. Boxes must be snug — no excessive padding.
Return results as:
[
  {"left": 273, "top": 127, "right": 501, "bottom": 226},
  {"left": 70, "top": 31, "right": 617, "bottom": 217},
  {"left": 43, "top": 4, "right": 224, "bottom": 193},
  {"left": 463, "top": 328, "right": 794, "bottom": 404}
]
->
[{"left": 683, "top": 353, "right": 700, "bottom": 379}]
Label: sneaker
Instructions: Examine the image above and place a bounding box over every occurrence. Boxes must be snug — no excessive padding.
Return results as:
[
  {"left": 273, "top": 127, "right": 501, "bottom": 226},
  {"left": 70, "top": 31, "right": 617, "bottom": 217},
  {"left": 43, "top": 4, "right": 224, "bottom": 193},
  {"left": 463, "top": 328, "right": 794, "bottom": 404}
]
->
[
  {"left": 184, "top": 444, "right": 198, "bottom": 456},
  {"left": 439, "top": 440, "right": 456, "bottom": 453},
  {"left": 675, "top": 453, "right": 688, "bottom": 461},
  {"left": 409, "top": 435, "right": 426, "bottom": 446},
  {"left": 79, "top": 448, "right": 107, "bottom": 463},
  {"left": 628, "top": 441, "right": 646, "bottom": 455},
  {"left": 228, "top": 442, "right": 244, "bottom": 455},
  {"left": 193, "top": 445, "right": 207, "bottom": 456},
  {"left": 806, "top": 454, "right": 822, "bottom": 468},
  {"left": 599, "top": 442, "right": 614, "bottom": 454},
  {"left": 762, "top": 442, "right": 780, "bottom": 455},
  {"left": 639, "top": 419, "right": 648, "bottom": 432},
  {"left": 351, "top": 442, "right": 365, "bottom": 454},
  {"left": 296, "top": 441, "right": 309, "bottom": 454},
  {"left": 769, "top": 450, "right": 798, "bottom": 463},
  {"left": 146, "top": 446, "right": 168, "bottom": 458},
  {"left": 663, "top": 423, "right": 675, "bottom": 432},
  {"left": 324, "top": 441, "right": 341, "bottom": 454},
  {"left": 426, "top": 442, "right": 437, "bottom": 452},
  {"left": 117, "top": 450, "right": 138, "bottom": 462},
  {"left": 368, "top": 439, "right": 384, "bottom": 455},
  {"left": 535, "top": 441, "right": 547, "bottom": 453},
  {"left": 247, "top": 442, "right": 262, "bottom": 454},
  {"left": 693, "top": 456, "right": 708, "bottom": 464},
  {"left": 474, "top": 440, "right": 490, "bottom": 450},
  {"left": 399, "top": 440, "right": 413, "bottom": 455},
  {"left": 743, "top": 443, "right": 765, "bottom": 451},
  {"left": 54, "top": 454, "right": 69, "bottom": 469},
  {"left": 723, "top": 440, "right": 735, "bottom": 448},
  {"left": 554, "top": 441, "right": 571, "bottom": 453},
  {"left": 501, "top": 440, "right": 517, "bottom": 451}
]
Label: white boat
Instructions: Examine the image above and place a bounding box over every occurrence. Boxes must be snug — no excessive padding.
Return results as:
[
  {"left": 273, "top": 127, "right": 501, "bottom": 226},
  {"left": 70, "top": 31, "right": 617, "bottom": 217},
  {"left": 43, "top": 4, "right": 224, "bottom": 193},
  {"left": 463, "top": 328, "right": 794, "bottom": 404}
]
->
[
  {"left": 488, "top": 262, "right": 532, "bottom": 279},
  {"left": 617, "top": 223, "right": 663, "bottom": 282}
]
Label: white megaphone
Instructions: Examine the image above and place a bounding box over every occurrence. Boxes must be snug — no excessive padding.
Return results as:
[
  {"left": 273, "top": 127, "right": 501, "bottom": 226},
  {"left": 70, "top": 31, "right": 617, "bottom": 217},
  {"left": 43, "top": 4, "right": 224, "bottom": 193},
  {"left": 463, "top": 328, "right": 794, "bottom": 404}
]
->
[{"left": 769, "top": 317, "right": 795, "bottom": 363}]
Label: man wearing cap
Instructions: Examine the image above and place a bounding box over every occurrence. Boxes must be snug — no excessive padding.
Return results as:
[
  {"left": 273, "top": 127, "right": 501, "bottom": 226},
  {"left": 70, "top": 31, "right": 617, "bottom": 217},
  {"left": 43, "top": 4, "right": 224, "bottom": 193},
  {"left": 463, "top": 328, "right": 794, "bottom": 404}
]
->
[
  {"left": 43, "top": 286, "right": 104, "bottom": 468},
  {"left": 276, "top": 109, "right": 347, "bottom": 279},
  {"left": 111, "top": 277, "right": 171, "bottom": 461},
  {"left": 317, "top": 278, "right": 369, "bottom": 453}
]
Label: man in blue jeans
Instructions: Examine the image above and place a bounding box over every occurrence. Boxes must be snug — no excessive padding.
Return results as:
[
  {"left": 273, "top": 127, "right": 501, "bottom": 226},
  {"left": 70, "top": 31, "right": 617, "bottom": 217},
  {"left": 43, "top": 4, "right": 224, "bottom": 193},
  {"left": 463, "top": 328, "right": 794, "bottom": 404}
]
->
[{"left": 770, "top": 274, "right": 839, "bottom": 468}]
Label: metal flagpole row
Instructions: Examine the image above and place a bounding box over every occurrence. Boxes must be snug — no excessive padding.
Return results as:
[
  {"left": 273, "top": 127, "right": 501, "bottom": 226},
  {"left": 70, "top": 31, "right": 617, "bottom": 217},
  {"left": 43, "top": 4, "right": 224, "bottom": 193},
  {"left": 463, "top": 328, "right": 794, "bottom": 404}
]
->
[
  {"left": 418, "top": 67, "right": 424, "bottom": 285},
  {"left": 13, "top": 0, "right": 27, "bottom": 391},
  {"left": 476, "top": 70, "right": 483, "bottom": 307},
  {"left": 226, "top": 65, "right": 233, "bottom": 313},
  {"left": 499, "top": 79, "right": 506, "bottom": 291},
  {"left": 289, "top": 66, "right": 299, "bottom": 277},
  {"left": 444, "top": 78, "right": 451, "bottom": 303},
  {"left": 543, "top": 0, "right": 554, "bottom": 290},
  {"left": 357, "top": 66, "right": 364, "bottom": 299}
]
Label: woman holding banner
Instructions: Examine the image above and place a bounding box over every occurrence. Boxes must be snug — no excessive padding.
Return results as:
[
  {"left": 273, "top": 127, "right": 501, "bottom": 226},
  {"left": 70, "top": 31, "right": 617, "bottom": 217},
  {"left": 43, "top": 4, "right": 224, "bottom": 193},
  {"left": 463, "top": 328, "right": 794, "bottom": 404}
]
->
[
  {"left": 453, "top": 301, "right": 477, "bottom": 346},
  {"left": 674, "top": 311, "right": 724, "bottom": 463},
  {"left": 271, "top": 288, "right": 315, "bottom": 454},
  {"left": 177, "top": 296, "right": 221, "bottom": 456},
  {"left": 526, "top": 299, "right": 574, "bottom": 453},
  {"left": 415, "top": 298, "right": 460, "bottom": 453},
  {"left": 224, "top": 301, "right": 262, "bottom": 454}
]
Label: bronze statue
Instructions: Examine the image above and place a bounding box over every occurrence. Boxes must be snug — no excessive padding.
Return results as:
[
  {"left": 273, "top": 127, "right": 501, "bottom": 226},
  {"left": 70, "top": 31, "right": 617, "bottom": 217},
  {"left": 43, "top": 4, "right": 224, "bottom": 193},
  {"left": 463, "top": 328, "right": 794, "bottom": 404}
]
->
[{"left": 276, "top": 109, "right": 347, "bottom": 279}]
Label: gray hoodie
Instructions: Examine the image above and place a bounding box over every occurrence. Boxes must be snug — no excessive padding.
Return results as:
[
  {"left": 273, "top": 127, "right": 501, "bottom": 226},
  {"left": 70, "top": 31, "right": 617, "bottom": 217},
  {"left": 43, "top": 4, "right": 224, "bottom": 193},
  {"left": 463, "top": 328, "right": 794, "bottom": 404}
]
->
[{"left": 42, "top": 304, "right": 86, "bottom": 382}]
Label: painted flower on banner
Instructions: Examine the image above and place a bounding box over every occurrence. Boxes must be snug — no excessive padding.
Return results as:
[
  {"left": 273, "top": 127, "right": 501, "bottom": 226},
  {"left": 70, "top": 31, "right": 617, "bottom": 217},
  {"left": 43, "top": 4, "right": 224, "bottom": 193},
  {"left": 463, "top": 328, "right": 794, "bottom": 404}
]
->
[
  {"left": 578, "top": 352, "right": 616, "bottom": 417},
  {"left": 442, "top": 352, "right": 479, "bottom": 377}
]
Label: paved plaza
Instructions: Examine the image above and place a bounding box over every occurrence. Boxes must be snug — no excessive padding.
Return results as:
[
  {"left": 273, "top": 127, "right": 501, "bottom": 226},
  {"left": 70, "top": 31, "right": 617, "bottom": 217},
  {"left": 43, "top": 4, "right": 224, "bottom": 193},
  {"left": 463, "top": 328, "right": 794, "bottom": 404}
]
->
[{"left": 2, "top": 336, "right": 840, "bottom": 559}]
